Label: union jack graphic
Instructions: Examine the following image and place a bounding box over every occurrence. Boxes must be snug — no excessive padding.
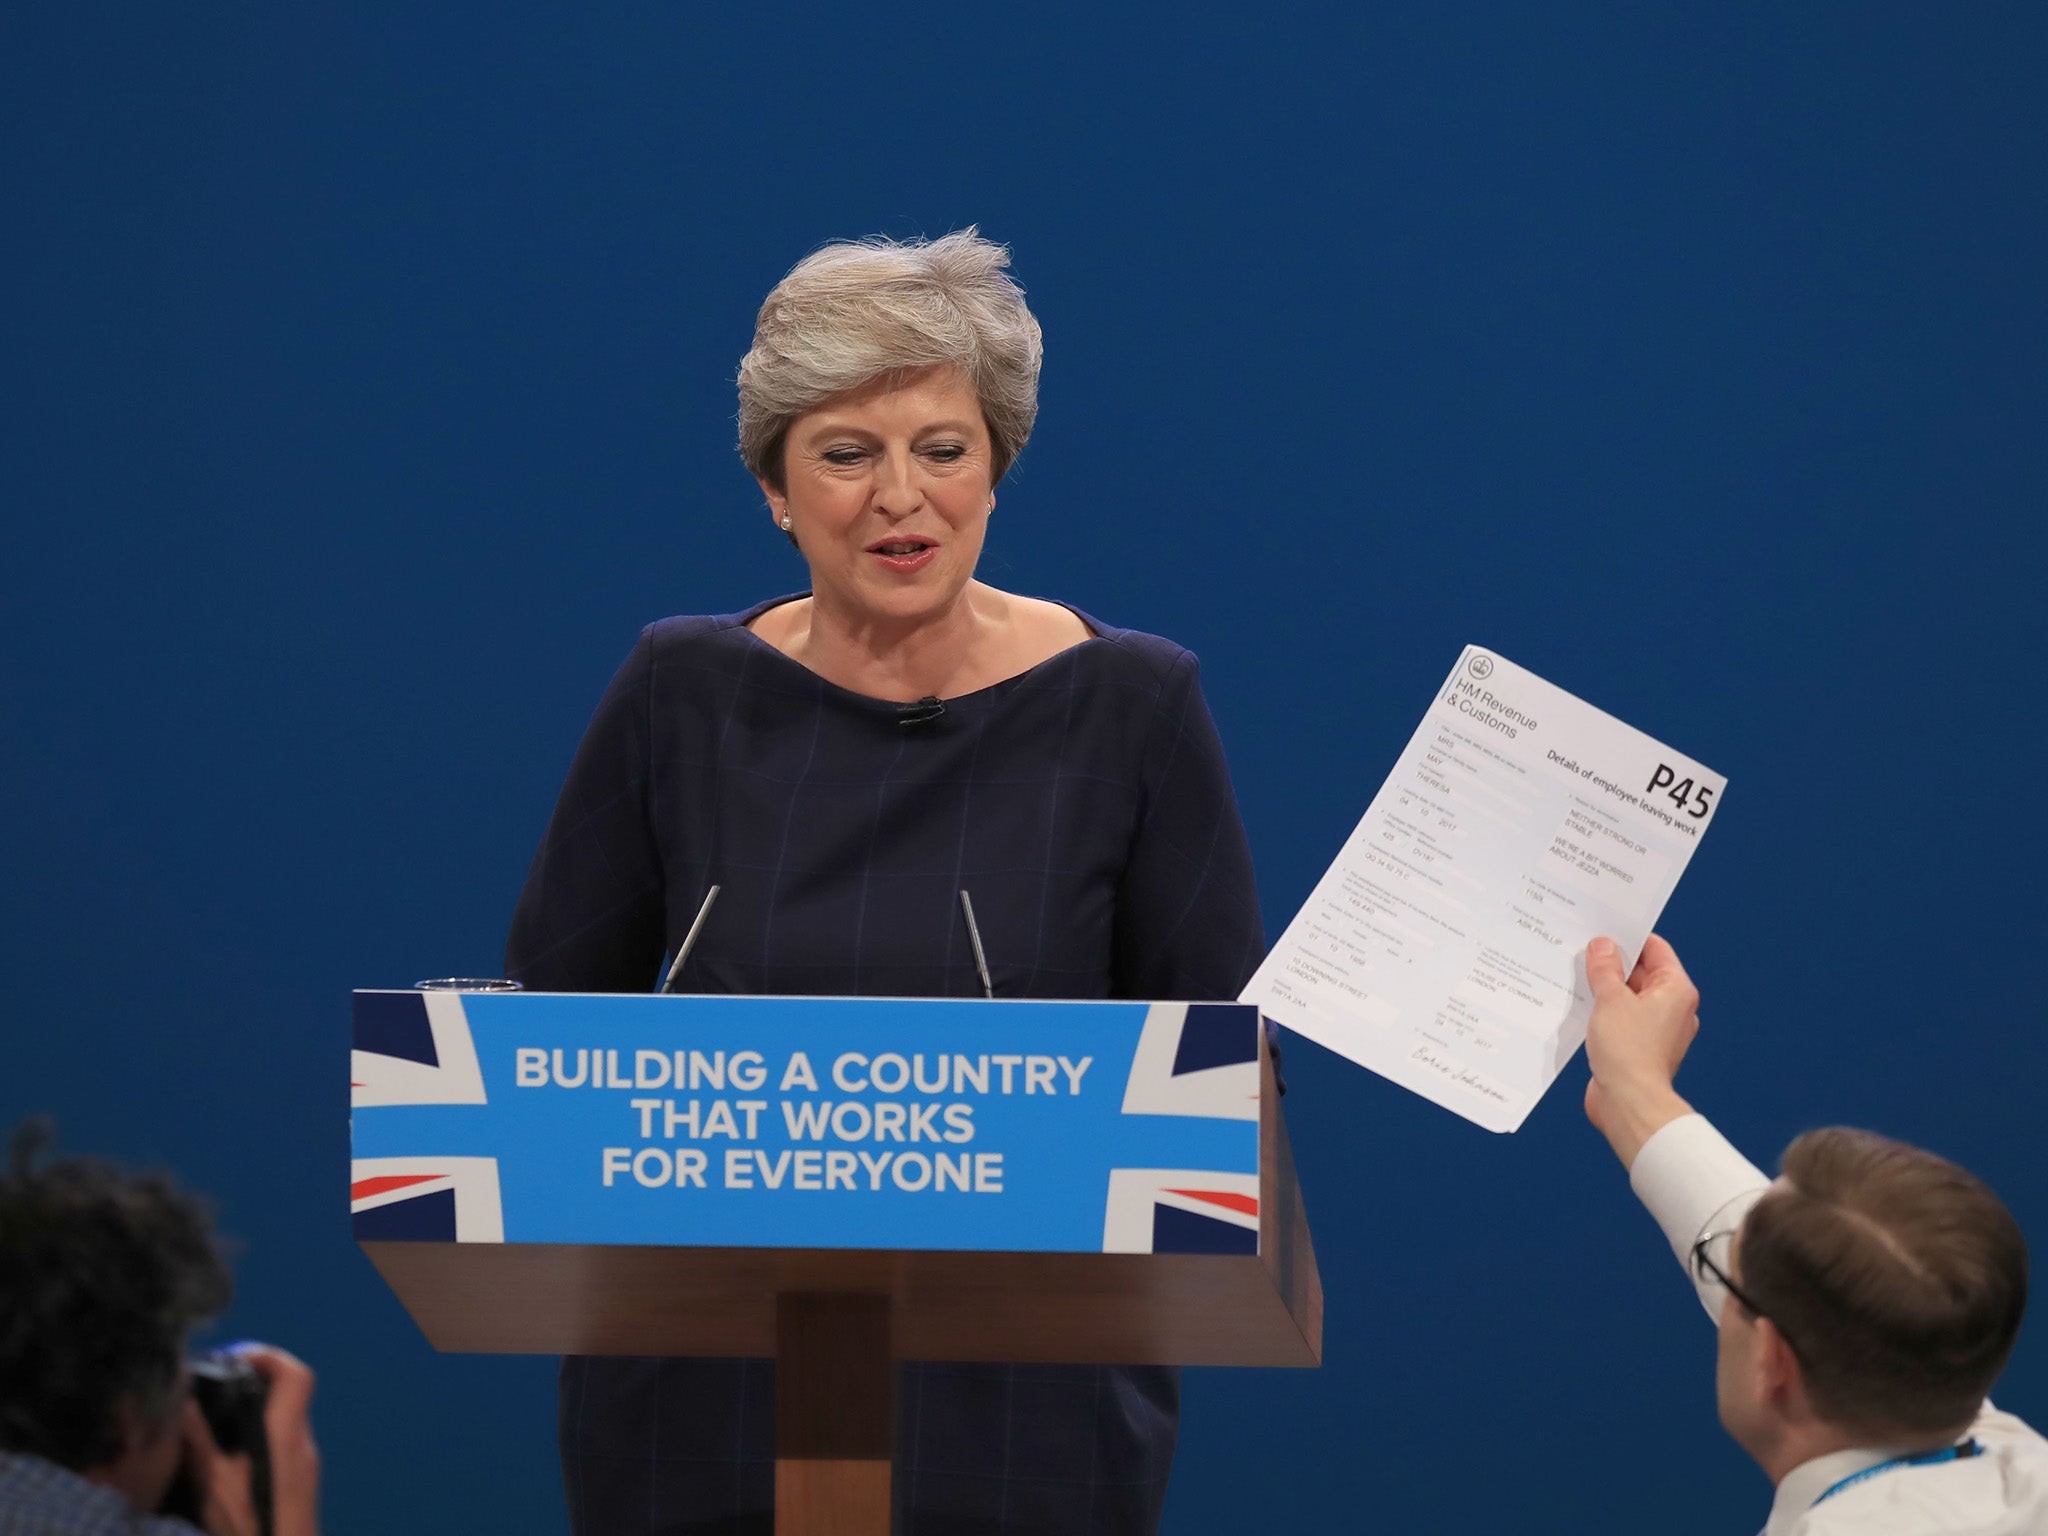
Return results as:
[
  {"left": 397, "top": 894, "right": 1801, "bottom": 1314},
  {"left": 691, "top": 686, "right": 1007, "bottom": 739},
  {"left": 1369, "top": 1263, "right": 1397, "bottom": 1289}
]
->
[
  {"left": 1102, "top": 1167, "right": 1260, "bottom": 1254},
  {"left": 350, "top": 1155, "right": 503, "bottom": 1242},
  {"left": 1118, "top": 1002, "right": 1261, "bottom": 1120},
  {"left": 1105, "top": 1003, "right": 1263, "bottom": 1253},
  {"left": 351, "top": 991, "right": 498, "bottom": 1241},
  {"left": 351, "top": 990, "right": 487, "bottom": 1108}
]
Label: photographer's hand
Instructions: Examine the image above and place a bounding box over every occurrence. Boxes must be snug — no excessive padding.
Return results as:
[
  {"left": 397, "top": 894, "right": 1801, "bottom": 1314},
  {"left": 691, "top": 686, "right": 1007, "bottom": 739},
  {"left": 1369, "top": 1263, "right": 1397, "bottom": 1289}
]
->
[
  {"left": 243, "top": 1345, "right": 321, "bottom": 1536},
  {"left": 178, "top": 1398, "right": 255, "bottom": 1536},
  {"left": 178, "top": 1345, "right": 320, "bottom": 1536}
]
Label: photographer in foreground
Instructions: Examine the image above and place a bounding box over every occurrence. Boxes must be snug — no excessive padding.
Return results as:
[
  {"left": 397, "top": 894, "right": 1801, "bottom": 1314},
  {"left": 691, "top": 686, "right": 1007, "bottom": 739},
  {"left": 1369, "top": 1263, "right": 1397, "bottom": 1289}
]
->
[
  {"left": 0, "top": 1122, "right": 320, "bottom": 1536},
  {"left": 1583, "top": 934, "right": 2046, "bottom": 1534}
]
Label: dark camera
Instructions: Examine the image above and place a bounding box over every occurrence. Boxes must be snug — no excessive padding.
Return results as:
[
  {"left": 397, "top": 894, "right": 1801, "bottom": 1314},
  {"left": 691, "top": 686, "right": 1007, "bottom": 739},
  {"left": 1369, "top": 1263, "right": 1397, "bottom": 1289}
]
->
[{"left": 160, "top": 1351, "right": 273, "bottom": 1536}]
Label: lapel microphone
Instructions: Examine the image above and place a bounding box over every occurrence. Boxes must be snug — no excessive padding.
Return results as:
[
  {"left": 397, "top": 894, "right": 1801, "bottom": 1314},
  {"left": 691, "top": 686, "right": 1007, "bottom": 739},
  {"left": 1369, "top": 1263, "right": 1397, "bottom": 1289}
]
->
[{"left": 896, "top": 695, "right": 946, "bottom": 728}]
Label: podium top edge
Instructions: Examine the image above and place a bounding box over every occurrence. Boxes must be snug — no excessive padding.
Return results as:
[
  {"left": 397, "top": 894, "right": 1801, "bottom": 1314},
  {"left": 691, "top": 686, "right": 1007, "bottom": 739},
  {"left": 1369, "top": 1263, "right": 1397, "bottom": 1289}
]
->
[{"left": 352, "top": 990, "right": 1264, "bottom": 1009}]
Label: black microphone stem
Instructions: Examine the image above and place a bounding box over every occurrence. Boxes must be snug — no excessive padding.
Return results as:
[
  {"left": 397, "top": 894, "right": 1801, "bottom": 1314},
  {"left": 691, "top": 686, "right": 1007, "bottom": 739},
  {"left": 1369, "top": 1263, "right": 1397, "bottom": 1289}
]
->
[{"left": 959, "top": 889, "right": 994, "bottom": 1000}]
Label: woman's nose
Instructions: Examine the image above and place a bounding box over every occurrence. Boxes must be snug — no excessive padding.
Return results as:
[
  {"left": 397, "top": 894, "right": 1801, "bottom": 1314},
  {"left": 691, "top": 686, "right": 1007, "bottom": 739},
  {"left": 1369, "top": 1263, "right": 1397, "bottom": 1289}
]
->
[{"left": 872, "top": 449, "right": 922, "bottom": 515}]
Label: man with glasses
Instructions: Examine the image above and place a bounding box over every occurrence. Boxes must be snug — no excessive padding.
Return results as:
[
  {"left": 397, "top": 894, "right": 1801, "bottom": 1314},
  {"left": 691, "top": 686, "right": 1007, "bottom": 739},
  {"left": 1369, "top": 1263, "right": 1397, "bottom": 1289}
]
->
[{"left": 1582, "top": 934, "right": 2045, "bottom": 1535}]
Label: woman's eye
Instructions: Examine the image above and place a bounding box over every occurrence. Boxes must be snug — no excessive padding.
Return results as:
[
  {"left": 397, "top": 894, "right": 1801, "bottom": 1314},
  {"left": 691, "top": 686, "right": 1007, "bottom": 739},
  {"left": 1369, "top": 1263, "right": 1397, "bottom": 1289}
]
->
[
  {"left": 821, "top": 447, "right": 865, "bottom": 466},
  {"left": 923, "top": 443, "right": 966, "bottom": 462}
]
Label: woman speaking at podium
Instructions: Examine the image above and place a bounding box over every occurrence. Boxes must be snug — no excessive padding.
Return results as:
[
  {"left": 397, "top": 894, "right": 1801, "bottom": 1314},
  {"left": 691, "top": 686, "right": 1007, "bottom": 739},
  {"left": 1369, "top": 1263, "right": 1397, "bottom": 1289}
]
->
[{"left": 506, "top": 229, "right": 1263, "bottom": 1536}]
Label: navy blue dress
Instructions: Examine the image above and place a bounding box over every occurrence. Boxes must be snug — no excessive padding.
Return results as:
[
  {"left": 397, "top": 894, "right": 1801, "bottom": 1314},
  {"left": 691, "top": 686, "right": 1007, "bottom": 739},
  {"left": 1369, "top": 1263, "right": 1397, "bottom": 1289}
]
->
[{"left": 505, "top": 597, "right": 1263, "bottom": 1536}]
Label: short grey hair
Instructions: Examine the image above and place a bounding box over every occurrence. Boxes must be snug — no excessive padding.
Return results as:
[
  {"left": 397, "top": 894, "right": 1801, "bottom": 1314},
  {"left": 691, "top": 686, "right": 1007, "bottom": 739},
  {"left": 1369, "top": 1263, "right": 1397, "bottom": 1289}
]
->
[{"left": 737, "top": 228, "right": 1043, "bottom": 490}]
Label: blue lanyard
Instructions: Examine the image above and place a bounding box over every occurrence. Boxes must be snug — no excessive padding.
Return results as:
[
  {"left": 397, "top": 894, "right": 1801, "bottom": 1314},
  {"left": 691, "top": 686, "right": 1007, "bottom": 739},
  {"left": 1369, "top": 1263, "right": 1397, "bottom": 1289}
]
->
[{"left": 1813, "top": 1439, "right": 1980, "bottom": 1507}]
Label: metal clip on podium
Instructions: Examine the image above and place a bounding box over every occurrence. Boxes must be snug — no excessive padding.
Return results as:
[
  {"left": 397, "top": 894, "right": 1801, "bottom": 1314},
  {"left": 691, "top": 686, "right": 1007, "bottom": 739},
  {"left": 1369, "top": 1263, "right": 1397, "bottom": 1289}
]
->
[{"left": 352, "top": 989, "right": 1322, "bottom": 1536}]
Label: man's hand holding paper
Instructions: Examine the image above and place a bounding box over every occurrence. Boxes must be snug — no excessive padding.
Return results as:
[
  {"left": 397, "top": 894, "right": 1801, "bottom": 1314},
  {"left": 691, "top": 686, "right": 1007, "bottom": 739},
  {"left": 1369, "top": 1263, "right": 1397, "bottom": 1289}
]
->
[{"left": 1581, "top": 934, "right": 1699, "bottom": 1166}]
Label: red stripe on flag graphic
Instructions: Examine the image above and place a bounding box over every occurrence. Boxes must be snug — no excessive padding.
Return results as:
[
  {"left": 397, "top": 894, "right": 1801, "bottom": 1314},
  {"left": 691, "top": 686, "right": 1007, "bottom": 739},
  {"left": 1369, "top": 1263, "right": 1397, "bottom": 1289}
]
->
[
  {"left": 1164, "top": 1188, "right": 1259, "bottom": 1217},
  {"left": 351, "top": 1173, "right": 445, "bottom": 1202}
]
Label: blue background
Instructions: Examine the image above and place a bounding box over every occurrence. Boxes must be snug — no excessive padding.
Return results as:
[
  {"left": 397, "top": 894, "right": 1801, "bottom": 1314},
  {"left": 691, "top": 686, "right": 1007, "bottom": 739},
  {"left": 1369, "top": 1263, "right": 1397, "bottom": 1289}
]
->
[{"left": 4, "top": 5, "right": 2044, "bottom": 1531}]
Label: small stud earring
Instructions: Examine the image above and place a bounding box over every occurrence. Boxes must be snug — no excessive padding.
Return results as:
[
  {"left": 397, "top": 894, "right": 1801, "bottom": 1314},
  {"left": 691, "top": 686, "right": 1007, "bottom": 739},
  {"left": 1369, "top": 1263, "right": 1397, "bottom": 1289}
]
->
[{"left": 780, "top": 514, "right": 792, "bottom": 531}]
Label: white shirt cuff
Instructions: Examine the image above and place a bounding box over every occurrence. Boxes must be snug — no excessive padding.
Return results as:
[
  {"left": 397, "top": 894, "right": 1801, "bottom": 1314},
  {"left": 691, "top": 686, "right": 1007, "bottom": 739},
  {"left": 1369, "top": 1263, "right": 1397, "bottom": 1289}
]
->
[{"left": 1629, "top": 1112, "right": 1770, "bottom": 1320}]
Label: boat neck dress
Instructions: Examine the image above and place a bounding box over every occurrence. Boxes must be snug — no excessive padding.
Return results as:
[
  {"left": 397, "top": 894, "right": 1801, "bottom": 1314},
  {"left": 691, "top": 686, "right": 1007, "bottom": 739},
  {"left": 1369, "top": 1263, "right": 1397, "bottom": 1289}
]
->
[{"left": 505, "top": 594, "right": 1264, "bottom": 1536}]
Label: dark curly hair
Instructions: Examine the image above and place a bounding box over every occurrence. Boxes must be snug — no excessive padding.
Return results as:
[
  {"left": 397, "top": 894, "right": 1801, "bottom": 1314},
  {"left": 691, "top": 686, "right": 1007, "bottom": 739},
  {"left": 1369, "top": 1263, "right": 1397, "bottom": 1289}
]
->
[{"left": 0, "top": 1119, "right": 233, "bottom": 1470}]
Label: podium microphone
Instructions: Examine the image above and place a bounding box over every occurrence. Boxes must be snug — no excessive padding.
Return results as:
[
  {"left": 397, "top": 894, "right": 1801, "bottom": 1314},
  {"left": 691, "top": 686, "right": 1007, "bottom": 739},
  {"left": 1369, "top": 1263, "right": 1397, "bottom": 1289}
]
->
[
  {"left": 958, "top": 890, "right": 994, "bottom": 999},
  {"left": 660, "top": 884, "right": 721, "bottom": 993}
]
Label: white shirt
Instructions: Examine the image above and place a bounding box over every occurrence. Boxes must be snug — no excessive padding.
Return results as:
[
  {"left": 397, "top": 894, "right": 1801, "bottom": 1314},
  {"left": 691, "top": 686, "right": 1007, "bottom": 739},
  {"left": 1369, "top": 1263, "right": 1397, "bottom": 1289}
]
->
[{"left": 1630, "top": 1115, "right": 2048, "bottom": 1536}]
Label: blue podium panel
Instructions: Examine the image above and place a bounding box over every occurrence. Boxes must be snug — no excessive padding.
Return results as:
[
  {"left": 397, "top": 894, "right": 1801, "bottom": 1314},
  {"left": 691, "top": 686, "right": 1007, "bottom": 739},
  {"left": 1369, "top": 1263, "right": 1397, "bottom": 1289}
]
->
[{"left": 352, "top": 993, "right": 1264, "bottom": 1258}]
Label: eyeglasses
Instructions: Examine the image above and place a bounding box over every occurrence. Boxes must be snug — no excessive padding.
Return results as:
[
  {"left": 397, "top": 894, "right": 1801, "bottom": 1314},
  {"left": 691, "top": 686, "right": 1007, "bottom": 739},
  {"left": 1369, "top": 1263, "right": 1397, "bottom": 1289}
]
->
[{"left": 1690, "top": 1229, "right": 1804, "bottom": 1358}]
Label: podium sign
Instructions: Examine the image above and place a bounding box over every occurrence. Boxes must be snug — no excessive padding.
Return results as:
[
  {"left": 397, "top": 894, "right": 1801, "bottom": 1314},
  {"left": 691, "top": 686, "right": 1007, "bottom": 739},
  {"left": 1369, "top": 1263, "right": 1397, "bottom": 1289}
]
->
[
  {"left": 353, "top": 989, "right": 1320, "bottom": 1535},
  {"left": 355, "top": 992, "right": 1263, "bottom": 1257}
]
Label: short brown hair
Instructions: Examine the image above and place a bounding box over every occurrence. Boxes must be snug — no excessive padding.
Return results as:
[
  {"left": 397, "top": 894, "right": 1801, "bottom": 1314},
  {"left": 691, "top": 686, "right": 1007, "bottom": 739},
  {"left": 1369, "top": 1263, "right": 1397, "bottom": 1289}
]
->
[{"left": 1740, "top": 1127, "right": 2027, "bottom": 1438}]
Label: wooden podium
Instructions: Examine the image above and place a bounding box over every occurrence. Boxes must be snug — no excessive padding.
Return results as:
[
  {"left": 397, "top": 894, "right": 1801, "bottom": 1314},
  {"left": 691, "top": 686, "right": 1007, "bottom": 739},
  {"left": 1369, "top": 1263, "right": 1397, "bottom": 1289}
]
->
[{"left": 352, "top": 990, "right": 1320, "bottom": 1535}]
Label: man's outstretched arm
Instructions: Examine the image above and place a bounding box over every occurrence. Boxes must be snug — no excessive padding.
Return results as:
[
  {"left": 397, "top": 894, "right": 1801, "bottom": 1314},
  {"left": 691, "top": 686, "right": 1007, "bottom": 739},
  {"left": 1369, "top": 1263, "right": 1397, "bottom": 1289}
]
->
[{"left": 1583, "top": 934, "right": 1767, "bottom": 1319}]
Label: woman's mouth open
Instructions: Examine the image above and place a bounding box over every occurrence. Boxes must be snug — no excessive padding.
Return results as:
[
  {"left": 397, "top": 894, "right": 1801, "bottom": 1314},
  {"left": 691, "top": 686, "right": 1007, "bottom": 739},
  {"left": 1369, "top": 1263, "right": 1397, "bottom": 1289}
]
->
[{"left": 867, "top": 538, "right": 938, "bottom": 573}]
